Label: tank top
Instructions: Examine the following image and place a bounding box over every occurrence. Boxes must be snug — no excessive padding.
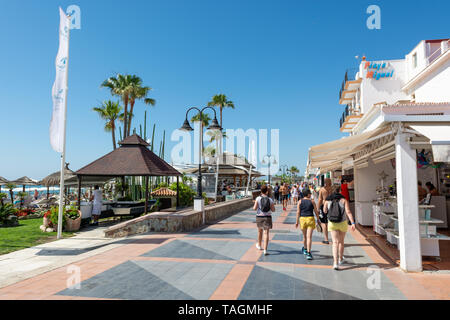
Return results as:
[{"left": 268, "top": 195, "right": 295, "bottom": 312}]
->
[{"left": 299, "top": 199, "right": 314, "bottom": 217}]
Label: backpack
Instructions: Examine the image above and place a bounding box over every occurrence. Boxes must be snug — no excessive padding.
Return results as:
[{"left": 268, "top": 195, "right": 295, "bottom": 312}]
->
[
  {"left": 328, "top": 198, "right": 345, "bottom": 222},
  {"left": 260, "top": 196, "right": 271, "bottom": 213}
]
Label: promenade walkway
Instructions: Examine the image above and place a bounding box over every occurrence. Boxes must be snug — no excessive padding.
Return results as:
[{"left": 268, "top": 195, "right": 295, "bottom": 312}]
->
[{"left": 0, "top": 204, "right": 448, "bottom": 300}]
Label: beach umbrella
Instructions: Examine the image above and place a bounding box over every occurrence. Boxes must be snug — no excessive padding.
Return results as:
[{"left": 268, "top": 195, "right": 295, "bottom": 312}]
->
[
  {"left": 39, "top": 164, "right": 75, "bottom": 199},
  {"left": 0, "top": 176, "right": 9, "bottom": 193},
  {"left": 10, "top": 176, "right": 38, "bottom": 192}
]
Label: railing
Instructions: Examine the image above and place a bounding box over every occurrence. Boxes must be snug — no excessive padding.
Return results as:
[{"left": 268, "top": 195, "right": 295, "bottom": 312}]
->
[
  {"left": 339, "top": 104, "right": 362, "bottom": 130},
  {"left": 427, "top": 40, "right": 449, "bottom": 65},
  {"left": 338, "top": 68, "right": 359, "bottom": 101}
]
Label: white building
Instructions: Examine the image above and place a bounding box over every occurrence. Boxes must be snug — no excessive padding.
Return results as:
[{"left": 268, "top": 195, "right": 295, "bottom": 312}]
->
[{"left": 307, "top": 39, "right": 450, "bottom": 272}]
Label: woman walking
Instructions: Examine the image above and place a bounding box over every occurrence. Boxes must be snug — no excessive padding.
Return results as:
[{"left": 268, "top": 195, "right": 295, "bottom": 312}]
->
[
  {"left": 254, "top": 185, "right": 275, "bottom": 255},
  {"left": 295, "top": 189, "right": 320, "bottom": 260},
  {"left": 323, "top": 185, "right": 356, "bottom": 270}
]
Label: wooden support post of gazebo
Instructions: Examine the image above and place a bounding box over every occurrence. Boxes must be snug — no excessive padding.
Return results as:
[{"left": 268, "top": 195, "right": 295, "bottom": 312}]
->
[
  {"left": 176, "top": 176, "right": 180, "bottom": 208},
  {"left": 144, "top": 176, "right": 149, "bottom": 214},
  {"left": 77, "top": 175, "right": 82, "bottom": 209}
]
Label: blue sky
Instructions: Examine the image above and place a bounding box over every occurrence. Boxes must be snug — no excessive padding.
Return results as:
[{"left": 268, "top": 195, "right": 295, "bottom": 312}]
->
[{"left": 0, "top": 0, "right": 449, "bottom": 180}]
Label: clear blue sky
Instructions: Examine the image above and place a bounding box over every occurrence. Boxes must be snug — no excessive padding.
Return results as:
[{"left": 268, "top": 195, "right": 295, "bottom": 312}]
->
[{"left": 0, "top": 0, "right": 449, "bottom": 180}]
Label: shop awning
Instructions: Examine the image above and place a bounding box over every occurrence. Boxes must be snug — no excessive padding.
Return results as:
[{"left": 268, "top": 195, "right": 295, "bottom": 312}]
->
[
  {"left": 410, "top": 124, "right": 450, "bottom": 162},
  {"left": 308, "top": 126, "right": 391, "bottom": 170}
]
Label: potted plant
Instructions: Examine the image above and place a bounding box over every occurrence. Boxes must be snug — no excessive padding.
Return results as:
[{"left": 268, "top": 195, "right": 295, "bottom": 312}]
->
[
  {"left": 43, "top": 210, "right": 51, "bottom": 228},
  {"left": 49, "top": 206, "right": 67, "bottom": 231},
  {"left": 65, "top": 205, "right": 81, "bottom": 232}
]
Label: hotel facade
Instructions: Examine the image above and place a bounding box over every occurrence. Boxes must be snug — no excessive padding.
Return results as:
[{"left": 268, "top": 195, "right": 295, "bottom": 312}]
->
[{"left": 307, "top": 39, "right": 450, "bottom": 272}]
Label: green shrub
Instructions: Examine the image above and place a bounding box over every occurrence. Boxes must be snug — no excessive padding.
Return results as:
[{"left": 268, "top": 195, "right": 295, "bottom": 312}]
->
[
  {"left": 65, "top": 205, "right": 80, "bottom": 220},
  {"left": 0, "top": 203, "right": 16, "bottom": 225},
  {"left": 169, "top": 182, "right": 196, "bottom": 207},
  {"left": 49, "top": 206, "right": 67, "bottom": 227}
]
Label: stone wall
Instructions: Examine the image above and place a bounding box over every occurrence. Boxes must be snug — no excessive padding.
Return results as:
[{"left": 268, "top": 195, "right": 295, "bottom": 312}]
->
[{"left": 104, "top": 197, "right": 253, "bottom": 238}]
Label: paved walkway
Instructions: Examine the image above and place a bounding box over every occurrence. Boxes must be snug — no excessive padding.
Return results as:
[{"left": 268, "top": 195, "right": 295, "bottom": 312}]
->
[{"left": 0, "top": 204, "right": 449, "bottom": 300}]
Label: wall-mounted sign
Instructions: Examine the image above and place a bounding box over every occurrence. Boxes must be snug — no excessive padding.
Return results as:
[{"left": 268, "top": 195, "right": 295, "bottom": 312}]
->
[{"left": 364, "top": 61, "right": 394, "bottom": 80}]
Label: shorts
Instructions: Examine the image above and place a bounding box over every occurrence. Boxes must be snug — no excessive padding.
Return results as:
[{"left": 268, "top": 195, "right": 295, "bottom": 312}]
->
[
  {"left": 256, "top": 216, "right": 273, "bottom": 230},
  {"left": 282, "top": 194, "right": 288, "bottom": 201},
  {"left": 299, "top": 216, "right": 316, "bottom": 230},
  {"left": 328, "top": 220, "right": 348, "bottom": 232}
]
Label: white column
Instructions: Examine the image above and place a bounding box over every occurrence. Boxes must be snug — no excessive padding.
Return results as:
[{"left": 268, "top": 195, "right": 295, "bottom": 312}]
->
[{"left": 395, "top": 131, "right": 422, "bottom": 272}]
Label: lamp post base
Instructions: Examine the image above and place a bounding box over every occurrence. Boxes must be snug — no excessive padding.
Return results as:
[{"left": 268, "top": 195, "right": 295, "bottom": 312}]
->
[{"left": 194, "top": 198, "right": 205, "bottom": 224}]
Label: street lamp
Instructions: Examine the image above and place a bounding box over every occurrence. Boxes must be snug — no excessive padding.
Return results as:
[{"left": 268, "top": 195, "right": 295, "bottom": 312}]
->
[
  {"left": 179, "top": 106, "right": 222, "bottom": 199},
  {"left": 262, "top": 154, "right": 277, "bottom": 186}
]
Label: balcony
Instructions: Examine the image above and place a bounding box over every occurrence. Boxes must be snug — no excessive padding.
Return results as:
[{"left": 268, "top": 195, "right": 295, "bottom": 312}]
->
[
  {"left": 339, "top": 105, "right": 363, "bottom": 132},
  {"left": 339, "top": 68, "right": 362, "bottom": 105}
]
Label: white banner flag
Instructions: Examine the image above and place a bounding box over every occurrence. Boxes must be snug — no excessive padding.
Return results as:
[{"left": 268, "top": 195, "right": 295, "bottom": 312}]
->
[{"left": 49, "top": 8, "right": 70, "bottom": 153}]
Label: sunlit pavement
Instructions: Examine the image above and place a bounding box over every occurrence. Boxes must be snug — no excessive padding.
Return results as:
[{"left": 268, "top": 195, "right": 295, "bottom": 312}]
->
[{"left": 0, "top": 204, "right": 449, "bottom": 300}]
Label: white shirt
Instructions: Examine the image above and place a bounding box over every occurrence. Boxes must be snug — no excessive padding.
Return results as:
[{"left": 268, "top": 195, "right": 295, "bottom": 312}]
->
[
  {"left": 256, "top": 195, "right": 274, "bottom": 217},
  {"left": 93, "top": 189, "right": 102, "bottom": 205}
]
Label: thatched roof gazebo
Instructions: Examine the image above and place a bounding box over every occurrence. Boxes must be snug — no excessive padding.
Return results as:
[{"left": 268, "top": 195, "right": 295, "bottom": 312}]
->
[
  {"left": 0, "top": 176, "right": 9, "bottom": 193},
  {"left": 10, "top": 176, "right": 38, "bottom": 192},
  {"left": 39, "top": 163, "right": 75, "bottom": 187},
  {"left": 75, "top": 134, "right": 182, "bottom": 213}
]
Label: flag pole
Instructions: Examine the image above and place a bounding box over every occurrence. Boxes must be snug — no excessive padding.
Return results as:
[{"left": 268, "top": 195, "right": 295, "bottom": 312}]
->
[{"left": 57, "top": 13, "right": 71, "bottom": 240}]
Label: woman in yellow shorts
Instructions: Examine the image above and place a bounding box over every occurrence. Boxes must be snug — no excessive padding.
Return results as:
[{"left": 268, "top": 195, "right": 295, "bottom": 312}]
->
[
  {"left": 323, "top": 185, "right": 355, "bottom": 270},
  {"left": 295, "top": 189, "right": 320, "bottom": 260}
]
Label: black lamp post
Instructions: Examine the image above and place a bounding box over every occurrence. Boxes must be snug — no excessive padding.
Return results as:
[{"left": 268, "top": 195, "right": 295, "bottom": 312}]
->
[{"left": 179, "top": 106, "right": 222, "bottom": 199}]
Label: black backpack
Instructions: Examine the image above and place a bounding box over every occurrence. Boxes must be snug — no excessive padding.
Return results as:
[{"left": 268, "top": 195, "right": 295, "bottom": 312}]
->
[
  {"left": 328, "top": 198, "right": 345, "bottom": 222},
  {"left": 260, "top": 197, "right": 271, "bottom": 213}
]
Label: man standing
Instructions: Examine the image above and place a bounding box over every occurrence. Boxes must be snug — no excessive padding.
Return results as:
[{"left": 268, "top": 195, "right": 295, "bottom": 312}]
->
[{"left": 318, "top": 178, "right": 332, "bottom": 244}]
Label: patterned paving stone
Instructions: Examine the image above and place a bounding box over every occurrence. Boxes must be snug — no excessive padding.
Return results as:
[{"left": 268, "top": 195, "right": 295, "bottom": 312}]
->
[
  {"left": 272, "top": 233, "right": 325, "bottom": 242},
  {"left": 57, "top": 260, "right": 234, "bottom": 300},
  {"left": 141, "top": 239, "right": 253, "bottom": 261},
  {"left": 189, "top": 228, "right": 258, "bottom": 239},
  {"left": 258, "top": 242, "right": 336, "bottom": 265},
  {"left": 238, "top": 265, "right": 360, "bottom": 300}
]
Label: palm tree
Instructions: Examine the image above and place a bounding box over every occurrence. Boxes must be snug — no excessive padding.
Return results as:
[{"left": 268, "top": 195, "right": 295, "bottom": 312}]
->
[
  {"left": 5, "top": 183, "right": 16, "bottom": 206},
  {"left": 127, "top": 77, "right": 156, "bottom": 137},
  {"left": 207, "top": 94, "right": 235, "bottom": 129},
  {"left": 101, "top": 74, "right": 134, "bottom": 139},
  {"left": 191, "top": 113, "right": 211, "bottom": 127},
  {"left": 290, "top": 166, "right": 299, "bottom": 180},
  {"left": 93, "top": 101, "right": 122, "bottom": 150}
]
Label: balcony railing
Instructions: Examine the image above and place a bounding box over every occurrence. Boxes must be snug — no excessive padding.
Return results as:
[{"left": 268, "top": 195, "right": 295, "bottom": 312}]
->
[
  {"left": 338, "top": 68, "right": 359, "bottom": 101},
  {"left": 339, "top": 104, "right": 362, "bottom": 132}
]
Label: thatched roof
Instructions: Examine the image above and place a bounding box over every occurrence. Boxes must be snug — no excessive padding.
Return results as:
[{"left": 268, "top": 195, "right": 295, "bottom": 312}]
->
[
  {"left": 76, "top": 134, "right": 181, "bottom": 177},
  {"left": 181, "top": 164, "right": 263, "bottom": 177},
  {"left": 0, "top": 176, "right": 9, "bottom": 185},
  {"left": 39, "top": 164, "right": 75, "bottom": 187},
  {"left": 151, "top": 187, "right": 177, "bottom": 197},
  {"left": 10, "top": 176, "right": 38, "bottom": 186}
]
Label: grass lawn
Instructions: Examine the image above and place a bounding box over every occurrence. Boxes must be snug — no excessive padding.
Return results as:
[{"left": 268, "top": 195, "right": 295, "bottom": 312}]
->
[{"left": 0, "top": 218, "right": 75, "bottom": 255}]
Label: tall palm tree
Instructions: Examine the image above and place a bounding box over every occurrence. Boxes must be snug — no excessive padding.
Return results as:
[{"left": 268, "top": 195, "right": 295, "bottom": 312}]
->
[
  {"left": 191, "top": 113, "right": 211, "bottom": 127},
  {"left": 127, "top": 77, "right": 156, "bottom": 136},
  {"left": 207, "top": 94, "right": 235, "bottom": 129},
  {"left": 191, "top": 113, "right": 212, "bottom": 162},
  {"left": 101, "top": 74, "right": 134, "bottom": 139},
  {"left": 93, "top": 101, "right": 122, "bottom": 150}
]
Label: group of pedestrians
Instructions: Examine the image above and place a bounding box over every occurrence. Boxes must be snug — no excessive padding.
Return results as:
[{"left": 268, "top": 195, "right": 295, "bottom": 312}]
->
[{"left": 254, "top": 181, "right": 355, "bottom": 270}]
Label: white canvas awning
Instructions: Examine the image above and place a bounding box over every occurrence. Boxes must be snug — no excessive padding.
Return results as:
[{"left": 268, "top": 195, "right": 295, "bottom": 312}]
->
[
  {"left": 410, "top": 124, "right": 450, "bottom": 162},
  {"left": 308, "top": 126, "right": 391, "bottom": 170}
]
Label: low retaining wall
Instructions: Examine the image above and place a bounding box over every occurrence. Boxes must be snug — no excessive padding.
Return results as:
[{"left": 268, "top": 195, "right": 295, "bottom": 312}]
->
[{"left": 104, "top": 197, "right": 253, "bottom": 238}]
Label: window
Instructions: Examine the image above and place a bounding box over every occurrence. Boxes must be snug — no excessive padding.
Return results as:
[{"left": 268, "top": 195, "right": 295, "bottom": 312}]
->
[{"left": 412, "top": 53, "right": 417, "bottom": 68}]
